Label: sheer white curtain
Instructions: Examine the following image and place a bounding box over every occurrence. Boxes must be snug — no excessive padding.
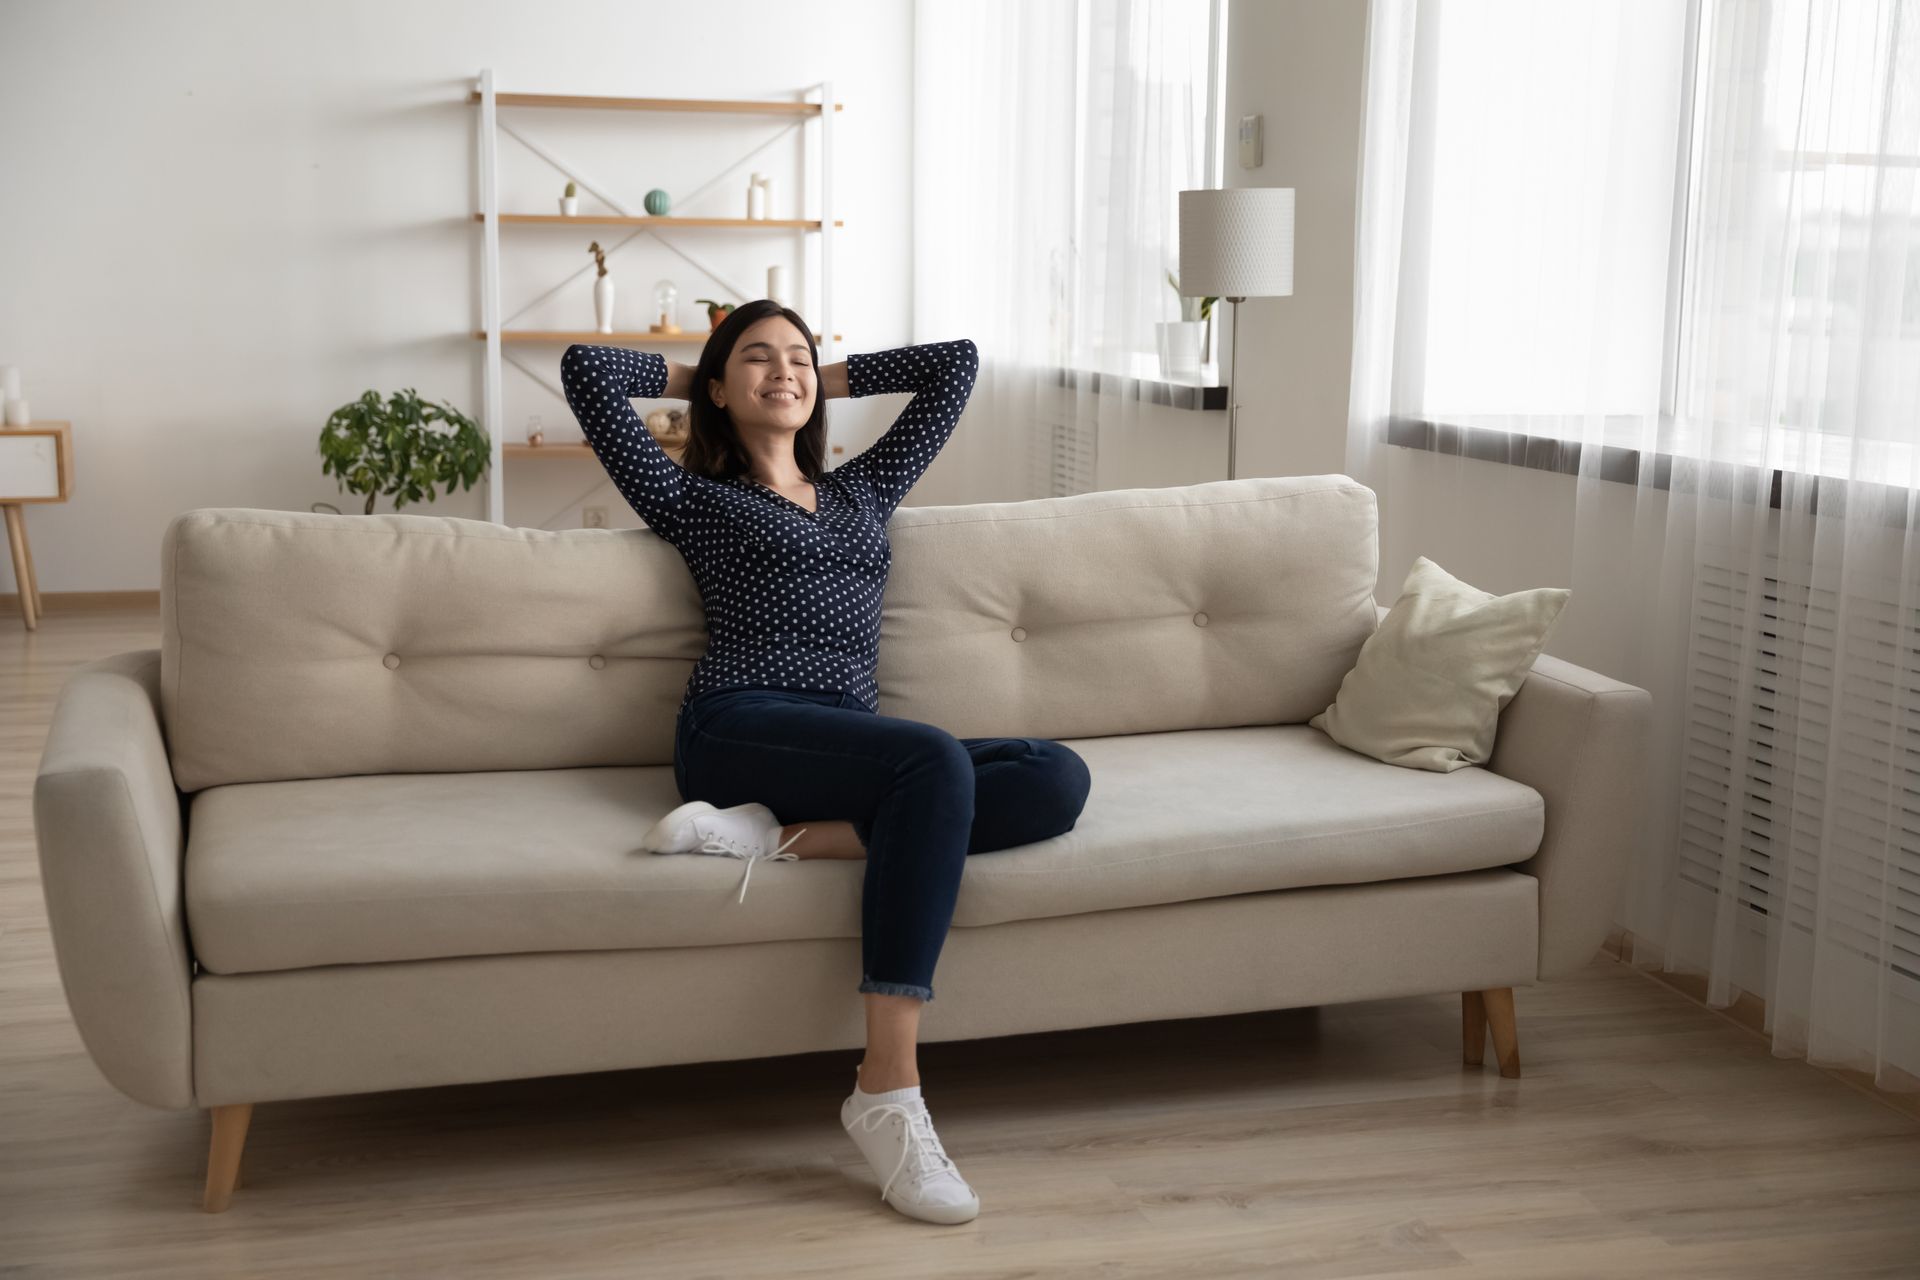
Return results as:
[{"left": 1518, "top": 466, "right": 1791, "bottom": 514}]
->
[
  {"left": 912, "top": 0, "right": 1216, "bottom": 504},
  {"left": 1350, "top": 0, "right": 1920, "bottom": 1090}
]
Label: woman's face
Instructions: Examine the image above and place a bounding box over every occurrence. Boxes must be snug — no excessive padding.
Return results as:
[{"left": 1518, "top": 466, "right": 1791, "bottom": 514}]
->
[{"left": 709, "top": 315, "right": 816, "bottom": 435}]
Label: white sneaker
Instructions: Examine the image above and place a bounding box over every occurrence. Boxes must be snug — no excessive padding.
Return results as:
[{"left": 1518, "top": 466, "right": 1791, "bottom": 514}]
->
[
  {"left": 641, "top": 800, "right": 804, "bottom": 903},
  {"left": 841, "top": 1078, "right": 981, "bottom": 1225}
]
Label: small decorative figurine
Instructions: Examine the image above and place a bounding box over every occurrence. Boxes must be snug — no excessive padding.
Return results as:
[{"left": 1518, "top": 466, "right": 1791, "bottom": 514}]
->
[
  {"left": 589, "top": 241, "right": 614, "bottom": 333},
  {"left": 650, "top": 279, "right": 681, "bottom": 334}
]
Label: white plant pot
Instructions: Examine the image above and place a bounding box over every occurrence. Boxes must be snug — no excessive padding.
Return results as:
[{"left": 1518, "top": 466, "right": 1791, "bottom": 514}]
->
[
  {"left": 594, "top": 275, "right": 615, "bottom": 333},
  {"left": 1156, "top": 320, "right": 1206, "bottom": 378},
  {"left": 560, "top": 194, "right": 579, "bottom": 216}
]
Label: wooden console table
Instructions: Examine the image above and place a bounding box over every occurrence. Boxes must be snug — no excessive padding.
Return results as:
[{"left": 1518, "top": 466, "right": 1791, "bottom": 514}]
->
[{"left": 0, "top": 421, "right": 73, "bottom": 631}]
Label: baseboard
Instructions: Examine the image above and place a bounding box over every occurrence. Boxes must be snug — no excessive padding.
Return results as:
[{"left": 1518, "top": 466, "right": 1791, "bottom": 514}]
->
[{"left": 0, "top": 590, "right": 159, "bottom": 612}]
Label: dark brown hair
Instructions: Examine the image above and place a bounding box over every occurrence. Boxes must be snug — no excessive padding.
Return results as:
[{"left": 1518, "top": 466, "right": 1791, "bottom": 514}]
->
[{"left": 676, "top": 299, "right": 828, "bottom": 483}]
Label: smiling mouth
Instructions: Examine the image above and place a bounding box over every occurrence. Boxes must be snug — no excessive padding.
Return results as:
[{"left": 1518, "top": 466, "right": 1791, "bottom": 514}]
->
[{"left": 762, "top": 390, "right": 801, "bottom": 402}]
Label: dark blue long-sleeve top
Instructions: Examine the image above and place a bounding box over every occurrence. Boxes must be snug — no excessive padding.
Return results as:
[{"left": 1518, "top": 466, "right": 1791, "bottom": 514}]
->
[{"left": 559, "top": 338, "right": 980, "bottom": 716}]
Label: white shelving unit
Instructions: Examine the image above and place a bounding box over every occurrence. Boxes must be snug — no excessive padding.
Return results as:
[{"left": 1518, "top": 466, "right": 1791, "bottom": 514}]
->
[{"left": 470, "top": 69, "right": 844, "bottom": 526}]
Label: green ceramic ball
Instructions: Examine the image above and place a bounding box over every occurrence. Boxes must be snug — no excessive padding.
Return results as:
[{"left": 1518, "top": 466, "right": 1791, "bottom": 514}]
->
[{"left": 644, "top": 188, "right": 671, "bottom": 216}]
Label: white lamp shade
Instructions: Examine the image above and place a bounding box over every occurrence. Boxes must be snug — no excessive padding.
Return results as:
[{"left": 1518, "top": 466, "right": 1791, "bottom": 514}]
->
[{"left": 1178, "top": 187, "right": 1295, "bottom": 298}]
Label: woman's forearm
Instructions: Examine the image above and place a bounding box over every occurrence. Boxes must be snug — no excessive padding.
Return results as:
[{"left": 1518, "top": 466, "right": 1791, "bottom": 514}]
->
[
  {"left": 663, "top": 359, "right": 696, "bottom": 401},
  {"left": 819, "top": 359, "right": 849, "bottom": 400}
]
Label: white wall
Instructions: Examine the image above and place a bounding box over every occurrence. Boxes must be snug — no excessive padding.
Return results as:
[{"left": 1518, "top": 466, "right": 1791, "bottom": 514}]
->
[
  {"left": 0, "top": 0, "right": 914, "bottom": 592},
  {"left": 1222, "top": 0, "right": 1368, "bottom": 483},
  {"left": 1381, "top": 449, "right": 1665, "bottom": 685}
]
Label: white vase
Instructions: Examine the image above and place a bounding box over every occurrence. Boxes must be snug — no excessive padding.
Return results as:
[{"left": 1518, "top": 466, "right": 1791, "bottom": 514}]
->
[
  {"left": 594, "top": 274, "right": 615, "bottom": 333},
  {"left": 560, "top": 194, "right": 579, "bottom": 216},
  {"left": 1156, "top": 321, "right": 1206, "bottom": 378}
]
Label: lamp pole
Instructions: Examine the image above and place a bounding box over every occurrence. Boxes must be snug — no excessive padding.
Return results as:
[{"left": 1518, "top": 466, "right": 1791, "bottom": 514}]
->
[{"left": 1225, "top": 294, "right": 1243, "bottom": 480}]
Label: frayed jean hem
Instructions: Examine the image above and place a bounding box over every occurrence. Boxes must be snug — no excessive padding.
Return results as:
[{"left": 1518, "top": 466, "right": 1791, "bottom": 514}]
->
[{"left": 859, "top": 975, "right": 933, "bottom": 1002}]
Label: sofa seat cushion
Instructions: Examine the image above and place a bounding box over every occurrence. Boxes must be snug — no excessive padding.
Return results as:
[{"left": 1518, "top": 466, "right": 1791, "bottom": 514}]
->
[{"left": 184, "top": 725, "right": 1545, "bottom": 976}]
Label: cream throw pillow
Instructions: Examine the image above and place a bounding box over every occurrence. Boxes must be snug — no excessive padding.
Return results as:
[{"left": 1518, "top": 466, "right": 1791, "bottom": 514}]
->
[{"left": 1308, "top": 556, "right": 1571, "bottom": 772}]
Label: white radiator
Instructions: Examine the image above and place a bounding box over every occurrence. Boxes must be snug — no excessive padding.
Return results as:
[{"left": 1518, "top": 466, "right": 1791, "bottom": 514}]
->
[
  {"left": 1680, "top": 540, "right": 1920, "bottom": 1032},
  {"left": 1031, "top": 411, "right": 1097, "bottom": 499}
]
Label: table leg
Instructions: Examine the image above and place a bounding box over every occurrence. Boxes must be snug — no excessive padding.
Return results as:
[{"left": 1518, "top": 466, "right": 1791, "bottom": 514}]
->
[
  {"left": 19, "top": 506, "right": 41, "bottom": 615},
  {"left": 3, "top": 504, "right": 37, "bottom": 631}
]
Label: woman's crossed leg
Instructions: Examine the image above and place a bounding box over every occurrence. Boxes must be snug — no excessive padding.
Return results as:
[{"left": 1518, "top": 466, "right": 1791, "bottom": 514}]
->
[{"left": 676, "top": 686, "right": 1092, "bottom": 1011}]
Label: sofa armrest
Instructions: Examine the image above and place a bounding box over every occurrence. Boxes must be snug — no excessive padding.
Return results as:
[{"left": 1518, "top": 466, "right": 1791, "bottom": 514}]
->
[
  {"left": 1489, "top": 653, "right": 1652, "bottom": 979},
  {"left": 33, "top": 649, "right": 195, "bottom": 1110}
]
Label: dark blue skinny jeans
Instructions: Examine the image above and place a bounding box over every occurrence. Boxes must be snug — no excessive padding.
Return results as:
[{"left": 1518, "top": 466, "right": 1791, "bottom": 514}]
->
[{"left": 673, "top": 684, "right": 1093, "bottom": 1003}]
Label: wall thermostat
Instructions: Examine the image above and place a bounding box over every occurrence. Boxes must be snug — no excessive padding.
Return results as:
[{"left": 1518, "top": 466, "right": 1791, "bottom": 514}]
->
[{"left": 1238, "top": 113, "right": 1263, "bottom": 169}]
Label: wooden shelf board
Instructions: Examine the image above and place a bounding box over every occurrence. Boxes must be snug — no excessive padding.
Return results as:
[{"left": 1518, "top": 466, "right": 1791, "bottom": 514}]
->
[
  {"left": 477, "top": 330, "right": 842, "bottom": 344},
  {"left": 471, "top": 90, "right": 842, "bottom": 115},
  {"left": 475, "top": 214, "right": 843, "bottom": 230},
  {"left": 504, "top": 443, "right": 599, "bottom": 458}
]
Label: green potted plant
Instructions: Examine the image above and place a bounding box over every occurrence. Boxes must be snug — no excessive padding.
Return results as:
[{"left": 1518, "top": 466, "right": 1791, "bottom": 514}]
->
[
  {"left": 696, "top": 298, "right": 736, "bottom": 330},
  {"left": 560, "top": 180, "right": 579, "bottom": 216},
  {"left": 318, "top": 388, "right": 488, "bottom": 515}
]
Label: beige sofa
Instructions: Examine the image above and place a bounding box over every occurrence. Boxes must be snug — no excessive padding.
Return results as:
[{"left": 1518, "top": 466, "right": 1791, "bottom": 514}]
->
[{"left": 33, "top": 474, "right": 1651, "bottom": 1212}]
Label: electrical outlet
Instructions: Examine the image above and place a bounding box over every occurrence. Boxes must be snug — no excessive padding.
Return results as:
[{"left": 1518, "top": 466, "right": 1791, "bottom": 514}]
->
[{"left": 583, "top": 506, "right": 608, "bottom": 528}]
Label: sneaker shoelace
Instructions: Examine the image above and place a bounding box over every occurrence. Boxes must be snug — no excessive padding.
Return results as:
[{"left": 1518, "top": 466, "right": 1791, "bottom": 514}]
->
[
  {"left": 852, "top": 1101, "right": 961, "bottom": 1203},
  {"left": 696, "top": 824, "right": 805, "bottom": 903}
]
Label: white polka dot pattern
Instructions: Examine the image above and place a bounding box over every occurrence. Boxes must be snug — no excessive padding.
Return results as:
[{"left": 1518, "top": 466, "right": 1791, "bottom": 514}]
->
[{"left": 559, "top": 338, "right": 981, "bottom": 715}]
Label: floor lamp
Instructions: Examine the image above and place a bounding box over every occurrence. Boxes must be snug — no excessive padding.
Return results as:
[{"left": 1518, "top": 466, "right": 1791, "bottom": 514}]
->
[{"left": 1177, "top": 187, "right": 1296, "bottom": 480}]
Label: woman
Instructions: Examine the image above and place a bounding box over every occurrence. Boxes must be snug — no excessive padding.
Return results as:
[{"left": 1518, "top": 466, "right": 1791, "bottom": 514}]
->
[{"left": 558, "top": 300, "right": 1093, "bottom": 1226}]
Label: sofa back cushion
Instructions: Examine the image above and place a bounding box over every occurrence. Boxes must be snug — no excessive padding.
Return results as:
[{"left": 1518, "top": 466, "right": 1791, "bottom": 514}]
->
[{"left": 162, "top": 474, "right": 1379, "bottom": 791}]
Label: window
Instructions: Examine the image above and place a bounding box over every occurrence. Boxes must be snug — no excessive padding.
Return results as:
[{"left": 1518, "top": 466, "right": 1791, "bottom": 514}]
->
[
  {"left": 1405, "top": 1, "right": 1692, "bottom": 436},
  {"left": 1068, "top": 0, "right": 1218, "bottom": 381},
  {"left": 1670, "top": 0, "right": 1920, "bottom": 484},
  {"left": 1404, "top": 0, "right": 1920, "bottom": 487}
]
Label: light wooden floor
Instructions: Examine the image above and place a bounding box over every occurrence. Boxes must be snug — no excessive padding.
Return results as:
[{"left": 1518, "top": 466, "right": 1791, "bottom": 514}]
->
[{"left": 5, "top": 605, "right": 1920, "bottom": 1278}]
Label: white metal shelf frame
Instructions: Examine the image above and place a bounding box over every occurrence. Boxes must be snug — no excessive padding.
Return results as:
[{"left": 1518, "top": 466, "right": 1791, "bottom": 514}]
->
[{"left": 472, "top": 68, "right": 838, "bottom": 526}]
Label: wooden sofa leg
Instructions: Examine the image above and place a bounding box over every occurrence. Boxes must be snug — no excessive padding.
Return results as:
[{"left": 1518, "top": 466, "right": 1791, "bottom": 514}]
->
[
  {"left": 1463, "top": 989, "right": 1522, "bottom": 1078},
  {"left": 203, "top": 1103, "right": 253, "bottom": 1212},
  {"left": 1461, "top": 990, "right": 1487, "bottom": 1066},
  {"left": 1482, "top": 987, "right": 1521, "bottom": 1078}
]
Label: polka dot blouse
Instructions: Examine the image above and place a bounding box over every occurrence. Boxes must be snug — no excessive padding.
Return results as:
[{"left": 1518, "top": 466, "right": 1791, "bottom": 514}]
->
[{"left": 559, "top": 338, "right": 981, "bottom": 715}]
